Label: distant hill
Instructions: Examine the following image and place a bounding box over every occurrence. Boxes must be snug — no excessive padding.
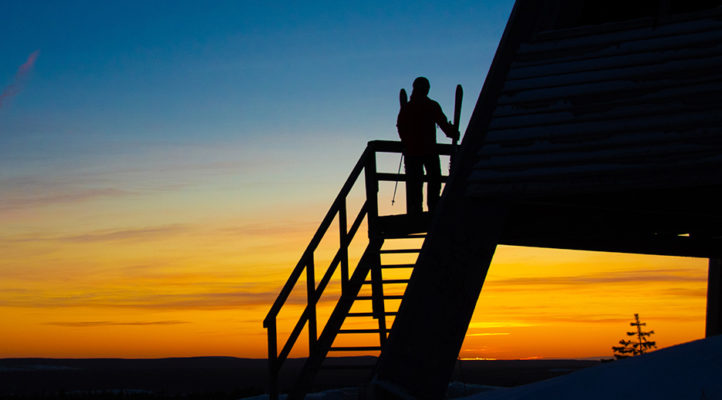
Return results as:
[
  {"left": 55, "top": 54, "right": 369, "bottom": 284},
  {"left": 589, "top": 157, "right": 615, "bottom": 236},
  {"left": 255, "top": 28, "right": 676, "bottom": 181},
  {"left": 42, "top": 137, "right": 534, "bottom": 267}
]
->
[
  {"left": 0, "top": 356, "right": 599, "bottom": 398},
  {"left": 0, "top": 357, "right": 267, "bottom": 397}
]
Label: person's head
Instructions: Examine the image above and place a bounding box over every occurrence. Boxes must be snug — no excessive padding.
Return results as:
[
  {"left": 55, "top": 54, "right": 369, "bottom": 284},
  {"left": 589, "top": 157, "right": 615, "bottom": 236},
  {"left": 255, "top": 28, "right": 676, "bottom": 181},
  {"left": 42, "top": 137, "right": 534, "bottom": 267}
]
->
[{"left": 412, "top": 76, "right": 430, "bottom": 97}]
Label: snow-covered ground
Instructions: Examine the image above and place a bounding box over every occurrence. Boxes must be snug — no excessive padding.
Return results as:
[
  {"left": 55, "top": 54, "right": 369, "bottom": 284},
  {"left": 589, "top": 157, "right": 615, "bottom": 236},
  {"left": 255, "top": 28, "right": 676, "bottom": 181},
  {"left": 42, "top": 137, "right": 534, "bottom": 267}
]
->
[
  {"left": 463, "top": 335, "right": 722, "bottom": 400},
  {"left": 247, "top": 336, "right": 721, "bottom": 400}
]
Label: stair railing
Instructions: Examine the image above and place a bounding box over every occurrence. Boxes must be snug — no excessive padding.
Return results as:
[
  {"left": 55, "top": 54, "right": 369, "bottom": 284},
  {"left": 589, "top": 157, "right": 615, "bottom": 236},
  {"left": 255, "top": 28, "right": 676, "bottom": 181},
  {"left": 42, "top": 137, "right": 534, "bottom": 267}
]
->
[{"left": 263, "top": 141, "right": 453, "bottom": 400}]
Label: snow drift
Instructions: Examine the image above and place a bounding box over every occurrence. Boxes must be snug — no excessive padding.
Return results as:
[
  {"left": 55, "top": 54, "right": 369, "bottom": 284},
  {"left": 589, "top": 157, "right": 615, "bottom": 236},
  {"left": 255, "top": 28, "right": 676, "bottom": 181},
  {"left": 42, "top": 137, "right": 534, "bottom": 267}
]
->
[{"left": 463, "top": 335, "right": 722, "bottom": 400}]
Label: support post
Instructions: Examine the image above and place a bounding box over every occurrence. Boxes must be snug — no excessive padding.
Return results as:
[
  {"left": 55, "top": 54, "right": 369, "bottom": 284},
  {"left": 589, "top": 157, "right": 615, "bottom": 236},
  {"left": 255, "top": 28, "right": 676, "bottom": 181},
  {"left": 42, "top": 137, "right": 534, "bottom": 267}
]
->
[
  {"left": 707, "top": 258, "right": 721, "bottom": 337},
  {"left": 339, "top": 199, "right": 349, "bottom": 291},
  {"left": 306, "top": 255, "right": 317, "bottom": 352},
  {"left": 364, "top": 143, "right": 387, "bottom": 345},
  {"left": 267, "top": 321, "right": 279, "bottom": 400},
  {"left": 371, "top": 250, "right": 388, "bottom": 344},
  {"left": 364, "top": 143, "right": 379, "bottom": 236}
]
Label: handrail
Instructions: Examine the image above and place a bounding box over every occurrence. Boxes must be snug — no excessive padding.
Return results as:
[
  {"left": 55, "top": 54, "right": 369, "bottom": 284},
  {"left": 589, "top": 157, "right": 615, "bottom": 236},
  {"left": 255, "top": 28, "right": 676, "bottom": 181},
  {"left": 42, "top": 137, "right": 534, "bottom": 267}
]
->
[
  {"left": 263, "top": 146, "right": 372, "bottom": 327},
  {"left": 263, "top": 140, "right": 455, "bottom": 400},
  {"left": 367, "top": 140, "right": 454, "bottom": 155},
  {"left": 275, "top": 202, "right": 368, "bottom": 364}
]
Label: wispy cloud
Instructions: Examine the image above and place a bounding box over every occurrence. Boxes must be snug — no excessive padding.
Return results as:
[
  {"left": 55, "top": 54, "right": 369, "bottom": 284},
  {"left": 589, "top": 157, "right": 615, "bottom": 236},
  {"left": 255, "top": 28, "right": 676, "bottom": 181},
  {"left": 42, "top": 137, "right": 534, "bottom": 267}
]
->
[
  {"left": 45, "top": 320, "right": 188, "bottom": 327},
  {"left": 1, "top": 224, "right": 191, "bottom": 245},
  {"left": 0, "top": 284, "right": 295, "bottom": 310},
  {"left": 127, "top": 290, "right": 284, "bottom": 309},
  {"left": 472, "top": 313, "right": 703, "bottom": 326},
  {"left": 0, "top": 280, "right": 343, "bottom": 311},
  {"left": 469, "top": 321, "right": 536, "bottom": 329},
  {"left": 657, "top": 287, "right": 707, "bottom": 298},
  {"left": 0, "top": 188, "right": 133, "bottom": 212},
  {"left": 60, "top": 224, "right": 189, "bottom": 243},
  {"left": 489, "top": 268, "right": 706, "bottom": 289},
  {"left": 219, "top": 221, "right": 314, "bottom": 237},
  {"left": 0, "top": 50, "right": 39, "bottom": 108},
  {"left": 467, "top": 332, "right": 511, "bottom": 336}
]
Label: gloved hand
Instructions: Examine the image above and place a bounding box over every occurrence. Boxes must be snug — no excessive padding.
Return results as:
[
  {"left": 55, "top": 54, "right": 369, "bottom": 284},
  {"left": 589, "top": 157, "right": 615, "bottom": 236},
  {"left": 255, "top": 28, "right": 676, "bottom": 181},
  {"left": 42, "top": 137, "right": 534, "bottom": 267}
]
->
[{"left": 444, "top": 121, "right": 460, "bottom": 141}]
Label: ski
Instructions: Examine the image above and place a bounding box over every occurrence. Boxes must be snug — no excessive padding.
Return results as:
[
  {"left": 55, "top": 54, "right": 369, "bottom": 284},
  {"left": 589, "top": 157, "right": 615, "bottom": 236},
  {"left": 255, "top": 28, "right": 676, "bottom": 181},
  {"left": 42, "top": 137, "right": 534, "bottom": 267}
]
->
[
  {"left": 453, "top": 84, "right": 462, "bottom": 134},
  {"left": 450, "top": 84, "right": 463, "bottom": 173}
]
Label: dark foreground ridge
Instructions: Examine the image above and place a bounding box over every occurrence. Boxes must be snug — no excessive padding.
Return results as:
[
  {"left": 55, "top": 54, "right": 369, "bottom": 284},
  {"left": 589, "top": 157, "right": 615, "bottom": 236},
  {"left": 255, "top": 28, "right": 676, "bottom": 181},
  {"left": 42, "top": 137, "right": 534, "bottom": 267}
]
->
[{"left": 0, "top": 357, "right": 599, "bottom": 399}]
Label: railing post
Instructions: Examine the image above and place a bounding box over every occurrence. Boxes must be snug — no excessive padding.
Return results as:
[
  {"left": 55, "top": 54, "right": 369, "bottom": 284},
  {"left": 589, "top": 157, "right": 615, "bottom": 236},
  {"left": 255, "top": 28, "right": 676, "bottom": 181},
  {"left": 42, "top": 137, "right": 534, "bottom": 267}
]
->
[
  {"left": 364, "top": 143, "right": 388, "bottom": 343},
  {"left": 306, "top": 254, "right": 318, "bottom": 352},
  {"left": 267, "top": 320, "right": 279, "bottom": 400},
  {"left": 339, "top": 199, "right": 349, "bottom": 292},
  {"left": 364, "top": 144, "right": 380, "bottom": 236}
]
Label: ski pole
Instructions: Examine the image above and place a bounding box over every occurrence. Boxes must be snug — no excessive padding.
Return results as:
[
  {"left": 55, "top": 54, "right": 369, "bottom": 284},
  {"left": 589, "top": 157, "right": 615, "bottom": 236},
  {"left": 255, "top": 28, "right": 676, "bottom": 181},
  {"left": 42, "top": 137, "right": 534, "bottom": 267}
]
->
[
  {"left": 393, "top": 87, "right": 408, "bottom": 206},
  {"left": 391, "top": 154, "right": 403, "bottom": 205}
]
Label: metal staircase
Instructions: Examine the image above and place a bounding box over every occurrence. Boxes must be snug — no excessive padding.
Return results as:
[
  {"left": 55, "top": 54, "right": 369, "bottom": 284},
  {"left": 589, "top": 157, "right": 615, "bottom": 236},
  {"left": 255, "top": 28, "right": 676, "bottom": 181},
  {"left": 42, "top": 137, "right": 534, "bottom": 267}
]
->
[{"left": 263, "top": 140, "right": 452, "bottom": 400}]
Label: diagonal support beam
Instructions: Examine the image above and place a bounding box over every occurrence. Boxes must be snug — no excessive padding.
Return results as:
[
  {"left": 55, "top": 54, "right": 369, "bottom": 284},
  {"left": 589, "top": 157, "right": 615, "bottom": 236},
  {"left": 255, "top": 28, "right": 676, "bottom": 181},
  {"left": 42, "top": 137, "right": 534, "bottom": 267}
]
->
[{"left": 371, "top": 196, "right": 507, "bottom": 400}]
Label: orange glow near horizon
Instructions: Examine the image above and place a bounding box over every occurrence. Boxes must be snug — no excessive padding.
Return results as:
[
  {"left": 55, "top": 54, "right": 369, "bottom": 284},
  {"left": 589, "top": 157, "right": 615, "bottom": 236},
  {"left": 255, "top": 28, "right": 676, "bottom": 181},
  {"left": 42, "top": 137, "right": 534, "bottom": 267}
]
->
[
  {"left": 1, "top": 219, "right": 707, "bottom": 360},
  {"left": 0, "top": 162, "right": 708, "bottom": 360},
  {"left": 463, "top": 246, "right": 706, "bottom": 360}
]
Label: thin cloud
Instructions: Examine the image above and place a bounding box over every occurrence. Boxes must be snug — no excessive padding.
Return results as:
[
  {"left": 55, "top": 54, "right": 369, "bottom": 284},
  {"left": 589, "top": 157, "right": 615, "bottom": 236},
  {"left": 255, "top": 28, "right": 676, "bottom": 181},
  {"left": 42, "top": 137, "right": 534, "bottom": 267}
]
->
[
  {"left": 477, "top": 313, "right": 703, "bottom": 325},
  {"left": 0, "top": 285, "right": 298, "bottom": 310},
  {"left": 656, "top": 287, "right": 707, "bottom": 298},
  {"left": 467, "top": 332, "right": 511, "bottom": 336},
  {"left": 0, "top": 50, "right": 39, "bottom": 108},
  {"left": 220, "top": 221, "right": 314, "bottom": 237},
  {"left": 136, "top": 291, "right": 284, "bottom": 309},
  {"left": 45, "top": 320, "right": 188, "bottom": 327},
  {"left": 0, "top": 284, "right": 343, "bottom": 311},
  {"left": 519, "top": 316, "right": 629, "bottom": 324},
  {"left": 61, "top": 224, "right": 189, "bottom": 243},
  {"left": 469, "top": 321, "right": 536, "bottom": 329},
  {"left": 124, "top": 288, "right": 333, "bottom": 310},
  {"left": 550, "top": 315, "right": 704, "bottom": 323},
  {"left": 0, "top": 188, "right": 133, "bottom": 212},
  {"left": 0, "top": 224, "right": 190, "bottom": 245},
  {"left": 490, "top": 268, "right": 706, "bottom": 288}
]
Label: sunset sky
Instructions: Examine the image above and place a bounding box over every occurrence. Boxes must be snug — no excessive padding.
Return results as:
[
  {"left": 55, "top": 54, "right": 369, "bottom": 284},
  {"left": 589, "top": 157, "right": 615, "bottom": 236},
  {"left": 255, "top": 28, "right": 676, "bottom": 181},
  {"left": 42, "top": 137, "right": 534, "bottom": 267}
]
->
[{"left": 0, "top": 0, "right": 708, "bottom": 360}]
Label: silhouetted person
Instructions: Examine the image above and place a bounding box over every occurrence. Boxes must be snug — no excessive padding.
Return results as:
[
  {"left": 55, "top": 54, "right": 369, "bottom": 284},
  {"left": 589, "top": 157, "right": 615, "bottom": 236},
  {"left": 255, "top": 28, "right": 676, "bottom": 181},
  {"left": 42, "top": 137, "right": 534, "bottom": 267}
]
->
[{"left": 397, "top": 77, "right": 459, "bottom": 215}]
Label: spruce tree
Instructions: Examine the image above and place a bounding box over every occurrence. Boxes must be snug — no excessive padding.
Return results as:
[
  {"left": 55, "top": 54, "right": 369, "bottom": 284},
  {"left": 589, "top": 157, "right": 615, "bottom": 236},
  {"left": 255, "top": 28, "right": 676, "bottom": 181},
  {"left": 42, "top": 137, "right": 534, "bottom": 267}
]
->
[{"left": 612, "top": 313, "right": 656, "bottom": 359}]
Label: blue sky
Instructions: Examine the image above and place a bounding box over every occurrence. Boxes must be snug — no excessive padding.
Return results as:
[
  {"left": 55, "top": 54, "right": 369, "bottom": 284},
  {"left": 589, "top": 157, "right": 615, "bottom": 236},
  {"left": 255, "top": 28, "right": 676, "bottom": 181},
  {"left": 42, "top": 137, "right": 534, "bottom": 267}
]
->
[
  {"left": 0, "top": 1, "right": 517, "bottom": 233},
  {"left": 1, "top": 1, "right": 512, "bottom": 175}
]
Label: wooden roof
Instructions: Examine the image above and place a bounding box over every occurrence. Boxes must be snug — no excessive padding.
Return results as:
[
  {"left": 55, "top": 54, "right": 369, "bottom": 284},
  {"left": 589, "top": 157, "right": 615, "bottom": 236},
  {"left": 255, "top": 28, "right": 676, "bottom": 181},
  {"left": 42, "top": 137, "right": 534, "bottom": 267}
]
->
[
  {"left": 448, "top": 0, "right": 722, "bottom": 258},
  {"left": 464, "top": 1, "right": 722, "bottom": 199}
]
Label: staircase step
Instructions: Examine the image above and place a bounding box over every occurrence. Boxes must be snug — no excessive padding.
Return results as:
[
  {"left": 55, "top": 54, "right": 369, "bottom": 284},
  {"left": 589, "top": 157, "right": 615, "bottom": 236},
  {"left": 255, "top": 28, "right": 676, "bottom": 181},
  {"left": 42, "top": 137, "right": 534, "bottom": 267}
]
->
[
  {"left": 381, "top": 263, "right": 415, "bottom": 269},
  {"left": 354, "top": 295, "right": 404, "bottom": 300},
  {"left": 338, "top": 328, "right": 383, "bottom": 334},
  {"left": 381, "top": 233, "right": 427, "bottom": 239},
  {"left": 405, "top": 233, "right": 427, "bottom": 238},
  {"left": 347, "top": 311, "right": 399, "bottom": 317},
  {"left": 379, "top": 249, "right": 421, "bottom": 254},
  {"left": 362, "top": 279, "right": 410, "bottom": 285},
  {"left": 328, "top": 346, "right": 382, "bottom": 352}
]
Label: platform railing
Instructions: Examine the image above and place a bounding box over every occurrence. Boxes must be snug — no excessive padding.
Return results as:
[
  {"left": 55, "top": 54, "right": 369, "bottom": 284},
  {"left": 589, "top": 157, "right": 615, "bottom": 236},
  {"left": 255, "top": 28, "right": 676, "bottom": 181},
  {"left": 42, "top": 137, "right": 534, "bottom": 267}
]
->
[{"left": 262, "top": 140, "right": 453, "bottom": 400}]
